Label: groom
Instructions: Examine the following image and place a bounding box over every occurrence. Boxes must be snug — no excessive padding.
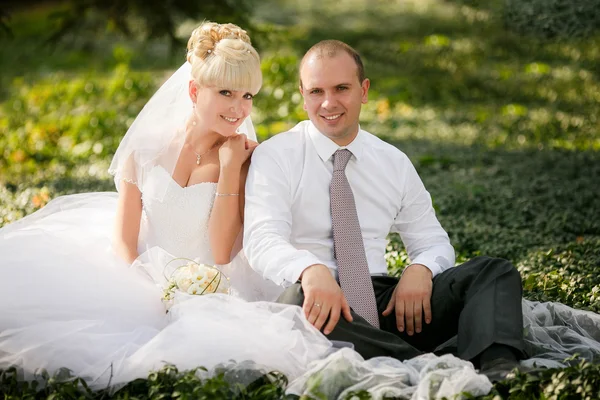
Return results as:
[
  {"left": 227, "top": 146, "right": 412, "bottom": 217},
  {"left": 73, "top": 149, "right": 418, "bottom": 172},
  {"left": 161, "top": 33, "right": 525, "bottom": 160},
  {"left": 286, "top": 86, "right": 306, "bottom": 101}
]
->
[{"left": 244, "top": 40, "right": 525, "bottom": 381}]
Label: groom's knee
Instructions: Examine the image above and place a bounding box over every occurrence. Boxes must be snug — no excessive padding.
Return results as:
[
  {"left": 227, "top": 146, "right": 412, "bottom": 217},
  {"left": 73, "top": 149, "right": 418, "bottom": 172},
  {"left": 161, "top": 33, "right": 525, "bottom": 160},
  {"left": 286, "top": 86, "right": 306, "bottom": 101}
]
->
[
  {"left": 465, "top": 256, "right": 523, "bottom": 294},
  {"left": 276, "top": 282, "right": 304, "bottom": 306},
  {"left": 477, "top": 256, "right": 521, "bottom": 281}
]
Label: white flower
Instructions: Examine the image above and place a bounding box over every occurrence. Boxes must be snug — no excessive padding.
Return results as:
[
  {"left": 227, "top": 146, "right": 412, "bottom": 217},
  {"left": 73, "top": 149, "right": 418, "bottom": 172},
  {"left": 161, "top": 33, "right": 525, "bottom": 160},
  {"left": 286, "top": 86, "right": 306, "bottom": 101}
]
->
[
  {"left": 187, "top": 282, "right": 201, "bottom": 295},
  {"left": 192, "top": 270, "right": 206, "bottom": 282}
]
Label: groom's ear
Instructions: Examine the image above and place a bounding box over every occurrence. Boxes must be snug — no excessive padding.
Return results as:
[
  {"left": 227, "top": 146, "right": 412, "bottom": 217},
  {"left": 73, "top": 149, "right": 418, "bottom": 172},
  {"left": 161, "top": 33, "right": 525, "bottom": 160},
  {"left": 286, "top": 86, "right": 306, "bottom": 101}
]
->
[
  {"left": 299, "top": 85, "right": 307, "bottom": 110},
  {"left": 361, "top": 78, "right": 370, "bottom": 104}
]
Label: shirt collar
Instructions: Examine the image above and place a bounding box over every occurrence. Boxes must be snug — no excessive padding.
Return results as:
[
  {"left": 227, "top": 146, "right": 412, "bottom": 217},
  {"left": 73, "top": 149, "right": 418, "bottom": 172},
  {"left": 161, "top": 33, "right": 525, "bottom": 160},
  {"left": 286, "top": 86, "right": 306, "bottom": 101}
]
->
[{"left": 307, "top": 121, "right": 365, "bottom": 163}]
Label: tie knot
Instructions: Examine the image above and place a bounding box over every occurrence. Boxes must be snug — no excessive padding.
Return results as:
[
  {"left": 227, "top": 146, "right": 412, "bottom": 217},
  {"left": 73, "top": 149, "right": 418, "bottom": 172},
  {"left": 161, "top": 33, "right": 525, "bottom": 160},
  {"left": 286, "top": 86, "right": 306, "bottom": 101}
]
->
[{"left": 333, "top": 149, "right": 353, "bottom": 171}]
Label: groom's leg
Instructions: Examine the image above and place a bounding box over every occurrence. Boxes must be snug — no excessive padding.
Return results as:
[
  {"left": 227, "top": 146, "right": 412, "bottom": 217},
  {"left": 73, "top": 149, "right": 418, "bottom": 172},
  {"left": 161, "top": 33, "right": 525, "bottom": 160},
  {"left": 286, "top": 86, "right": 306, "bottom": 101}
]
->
[
  {"left": 377, "top": 256, "right": 525, "bottom": 362},
  {"left": 277, "top": 283, "right": 423, "bottom": 360},
  {"left": 446, "top": 256, "right": 525, "bottom": 361}
]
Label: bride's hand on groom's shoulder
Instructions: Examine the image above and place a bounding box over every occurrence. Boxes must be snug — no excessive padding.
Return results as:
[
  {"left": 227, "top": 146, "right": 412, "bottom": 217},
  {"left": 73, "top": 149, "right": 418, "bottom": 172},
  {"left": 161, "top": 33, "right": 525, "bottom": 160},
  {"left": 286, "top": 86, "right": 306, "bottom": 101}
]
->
[
  {"left": 300, "top": 264, "right": 353, "bottom": 335},
  {"left": 218, "top": 134, "right": 259, "bottom": 170}
]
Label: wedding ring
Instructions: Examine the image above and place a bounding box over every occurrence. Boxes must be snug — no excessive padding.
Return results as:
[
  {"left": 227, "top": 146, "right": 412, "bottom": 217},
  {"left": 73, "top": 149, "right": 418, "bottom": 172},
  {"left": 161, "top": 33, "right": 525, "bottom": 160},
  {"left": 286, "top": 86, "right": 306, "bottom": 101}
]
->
[{"left": 314, "top": 303, "right": 321, "bottom": 308}]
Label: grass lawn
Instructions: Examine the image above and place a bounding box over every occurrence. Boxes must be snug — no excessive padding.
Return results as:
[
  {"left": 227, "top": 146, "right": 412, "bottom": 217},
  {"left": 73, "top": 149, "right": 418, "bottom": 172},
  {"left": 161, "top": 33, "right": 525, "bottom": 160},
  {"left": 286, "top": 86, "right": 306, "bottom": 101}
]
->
[{"left": 1, "top": 0, "right": 599, "bottom": 398}]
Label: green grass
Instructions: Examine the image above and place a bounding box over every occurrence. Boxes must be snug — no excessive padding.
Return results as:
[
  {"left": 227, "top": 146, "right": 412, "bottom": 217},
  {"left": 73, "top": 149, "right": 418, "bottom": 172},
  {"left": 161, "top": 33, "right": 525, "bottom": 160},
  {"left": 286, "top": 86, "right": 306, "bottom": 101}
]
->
[{"left": 1, "top": 0, "right": 600, "bottom": 398}]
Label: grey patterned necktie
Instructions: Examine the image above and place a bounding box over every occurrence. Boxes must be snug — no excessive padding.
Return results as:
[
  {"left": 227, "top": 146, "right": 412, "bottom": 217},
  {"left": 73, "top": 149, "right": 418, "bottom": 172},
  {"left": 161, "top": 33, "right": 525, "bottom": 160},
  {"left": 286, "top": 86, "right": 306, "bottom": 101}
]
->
[{"left": 330, "top": 149, "right": 380, "bottom": 328}]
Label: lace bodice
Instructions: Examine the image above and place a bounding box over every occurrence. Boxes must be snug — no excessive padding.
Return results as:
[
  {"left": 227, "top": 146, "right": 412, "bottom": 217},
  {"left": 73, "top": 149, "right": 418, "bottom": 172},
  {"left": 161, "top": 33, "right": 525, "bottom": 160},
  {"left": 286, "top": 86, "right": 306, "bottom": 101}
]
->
[{"left": 138, "top": 166, "right": 217, "bottom": 263}]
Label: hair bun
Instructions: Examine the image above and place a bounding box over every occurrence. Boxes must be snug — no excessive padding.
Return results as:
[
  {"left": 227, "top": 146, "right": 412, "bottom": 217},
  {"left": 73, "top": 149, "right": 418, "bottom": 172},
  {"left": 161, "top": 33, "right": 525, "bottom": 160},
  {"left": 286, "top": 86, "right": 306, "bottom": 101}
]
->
[
  {"left": 185, "top": 21, "right": 262, "bottom": 95},
  {"left": 187, "top": 22, "right": 251, "bottom": 63}
]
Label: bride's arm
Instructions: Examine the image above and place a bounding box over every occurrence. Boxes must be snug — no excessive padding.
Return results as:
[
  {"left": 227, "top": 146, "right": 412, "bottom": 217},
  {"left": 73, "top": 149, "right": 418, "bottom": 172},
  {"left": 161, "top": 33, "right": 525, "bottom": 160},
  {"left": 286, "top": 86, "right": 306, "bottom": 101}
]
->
[
  {"left": 113, "top": 180, "right": 142, "bottom": 264},
  {"left": 208, "top": 162, "right": 246, "bottom": 265}
]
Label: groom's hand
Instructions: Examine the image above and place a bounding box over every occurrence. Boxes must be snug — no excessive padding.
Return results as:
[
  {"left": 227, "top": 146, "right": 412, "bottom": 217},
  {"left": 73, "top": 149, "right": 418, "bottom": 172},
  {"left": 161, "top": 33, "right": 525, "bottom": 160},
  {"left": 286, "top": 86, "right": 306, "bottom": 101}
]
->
[
  {"left": 300, "top": 264, "right": 353, "bottom": 335},
  {"left": 382, "top": 264, "right": 433, "bottom": 336}
]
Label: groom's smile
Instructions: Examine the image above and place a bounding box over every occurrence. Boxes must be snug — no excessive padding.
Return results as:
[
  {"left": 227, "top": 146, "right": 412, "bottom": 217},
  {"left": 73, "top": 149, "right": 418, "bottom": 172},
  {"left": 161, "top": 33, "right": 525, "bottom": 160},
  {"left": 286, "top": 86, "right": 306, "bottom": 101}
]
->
[{"left": 321, "top": 113, "right": 344, "bottom": 123}]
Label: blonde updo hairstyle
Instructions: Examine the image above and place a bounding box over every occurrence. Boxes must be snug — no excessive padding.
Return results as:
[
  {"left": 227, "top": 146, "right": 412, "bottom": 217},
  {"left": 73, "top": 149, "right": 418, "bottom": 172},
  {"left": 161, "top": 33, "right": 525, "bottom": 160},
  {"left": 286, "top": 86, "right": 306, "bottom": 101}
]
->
[{"left": 186, "top": 22, "right": 262, "bottom": 95}]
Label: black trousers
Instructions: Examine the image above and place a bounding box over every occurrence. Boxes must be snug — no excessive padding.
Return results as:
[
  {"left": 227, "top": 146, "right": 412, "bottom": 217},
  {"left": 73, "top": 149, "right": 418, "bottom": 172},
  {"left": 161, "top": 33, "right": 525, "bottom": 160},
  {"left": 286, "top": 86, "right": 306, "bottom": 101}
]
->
[{"left": 277, "top": 256, "right": 525, "bottom": 364}]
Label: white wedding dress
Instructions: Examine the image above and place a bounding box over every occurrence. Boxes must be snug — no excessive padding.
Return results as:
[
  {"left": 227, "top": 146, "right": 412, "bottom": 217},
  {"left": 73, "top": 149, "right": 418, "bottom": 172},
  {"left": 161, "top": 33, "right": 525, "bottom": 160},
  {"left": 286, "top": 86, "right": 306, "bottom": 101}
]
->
[{"left": 0, "top": 165, "right": 332, "bottom": 389}]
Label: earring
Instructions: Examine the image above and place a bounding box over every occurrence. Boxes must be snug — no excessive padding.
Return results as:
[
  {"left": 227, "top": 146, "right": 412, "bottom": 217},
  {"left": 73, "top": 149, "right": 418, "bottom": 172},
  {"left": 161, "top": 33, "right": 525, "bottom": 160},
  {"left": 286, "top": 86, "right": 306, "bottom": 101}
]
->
[{"left": 192, "top": 120, "right": 197, "bottom": 126}]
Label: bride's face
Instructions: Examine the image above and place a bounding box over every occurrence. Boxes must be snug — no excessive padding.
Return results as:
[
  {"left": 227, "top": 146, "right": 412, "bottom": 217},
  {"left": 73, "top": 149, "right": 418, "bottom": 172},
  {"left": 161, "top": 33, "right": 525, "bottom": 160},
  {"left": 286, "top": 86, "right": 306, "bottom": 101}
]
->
[{"left": 190, "top": 84, "right": 254, "bottom": 137}]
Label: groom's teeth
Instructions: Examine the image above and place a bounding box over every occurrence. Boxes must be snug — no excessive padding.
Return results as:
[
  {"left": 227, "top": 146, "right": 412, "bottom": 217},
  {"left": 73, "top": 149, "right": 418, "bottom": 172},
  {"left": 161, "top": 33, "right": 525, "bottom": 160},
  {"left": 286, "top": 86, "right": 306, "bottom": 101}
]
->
[{"left": 324, "top": 114, "right": 341, "bottom": 120}]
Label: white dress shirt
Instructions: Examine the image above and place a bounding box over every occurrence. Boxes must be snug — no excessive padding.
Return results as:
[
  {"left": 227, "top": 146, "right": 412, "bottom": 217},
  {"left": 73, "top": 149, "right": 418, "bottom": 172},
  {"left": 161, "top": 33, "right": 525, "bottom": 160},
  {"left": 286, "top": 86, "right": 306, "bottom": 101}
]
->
[{"left": 244, "top": 120, "right": 455, "bottom": 287}]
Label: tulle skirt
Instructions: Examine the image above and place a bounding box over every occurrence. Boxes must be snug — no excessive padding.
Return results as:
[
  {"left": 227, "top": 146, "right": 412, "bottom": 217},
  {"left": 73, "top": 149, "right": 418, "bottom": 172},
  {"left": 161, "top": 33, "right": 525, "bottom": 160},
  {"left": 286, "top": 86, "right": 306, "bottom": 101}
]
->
[{"left": 0, "top": 193, "right": 331, "bottom": 389}]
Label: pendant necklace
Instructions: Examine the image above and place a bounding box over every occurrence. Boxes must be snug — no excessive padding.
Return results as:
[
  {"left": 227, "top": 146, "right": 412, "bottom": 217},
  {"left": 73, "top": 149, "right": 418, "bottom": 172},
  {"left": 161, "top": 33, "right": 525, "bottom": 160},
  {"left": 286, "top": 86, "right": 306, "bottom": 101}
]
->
[{"left": 192, "top": 141, "right": 221, "bottom": 165}]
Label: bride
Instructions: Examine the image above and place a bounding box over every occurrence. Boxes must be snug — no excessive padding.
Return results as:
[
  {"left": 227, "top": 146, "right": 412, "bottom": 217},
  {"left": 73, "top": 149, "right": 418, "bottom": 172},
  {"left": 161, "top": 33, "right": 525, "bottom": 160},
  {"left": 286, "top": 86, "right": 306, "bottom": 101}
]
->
[{"left": 0, "top": 21, "right": 332, "bottom": 389}]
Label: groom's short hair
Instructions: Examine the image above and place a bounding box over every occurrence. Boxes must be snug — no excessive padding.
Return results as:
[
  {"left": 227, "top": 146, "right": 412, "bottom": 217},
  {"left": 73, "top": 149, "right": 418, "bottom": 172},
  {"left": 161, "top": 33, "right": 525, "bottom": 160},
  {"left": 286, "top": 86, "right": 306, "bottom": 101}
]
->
[{"left": 299, "top": 40, "right": 365, "bottom": 87}]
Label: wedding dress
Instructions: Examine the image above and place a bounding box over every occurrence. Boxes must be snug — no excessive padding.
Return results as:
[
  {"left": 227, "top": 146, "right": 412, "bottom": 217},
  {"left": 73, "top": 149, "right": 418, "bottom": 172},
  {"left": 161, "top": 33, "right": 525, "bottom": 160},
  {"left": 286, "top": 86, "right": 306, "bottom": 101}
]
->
[{"left": 0, "top": 164, "right": 332, "bottom": 390}]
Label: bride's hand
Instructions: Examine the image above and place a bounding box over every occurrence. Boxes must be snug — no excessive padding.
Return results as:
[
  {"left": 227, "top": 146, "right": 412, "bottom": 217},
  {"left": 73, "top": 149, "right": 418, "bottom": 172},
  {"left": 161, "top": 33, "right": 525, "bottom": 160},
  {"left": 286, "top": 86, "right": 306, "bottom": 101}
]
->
[{"left": 219, "top": 134, "right": 259, "bottom": 170}]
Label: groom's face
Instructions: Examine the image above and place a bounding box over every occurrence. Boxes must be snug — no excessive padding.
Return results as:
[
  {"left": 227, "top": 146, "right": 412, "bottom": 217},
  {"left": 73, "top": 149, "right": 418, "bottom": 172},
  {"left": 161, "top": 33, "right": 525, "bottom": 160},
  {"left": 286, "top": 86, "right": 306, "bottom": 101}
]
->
[{"left": 300, "top": 52, "right": 370, "bottom": 146}]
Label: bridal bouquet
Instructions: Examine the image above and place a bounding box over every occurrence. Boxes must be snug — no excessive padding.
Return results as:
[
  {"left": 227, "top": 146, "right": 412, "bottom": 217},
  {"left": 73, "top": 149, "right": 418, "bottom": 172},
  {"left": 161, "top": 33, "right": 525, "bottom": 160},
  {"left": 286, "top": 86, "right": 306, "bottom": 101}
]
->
[{"left": 162, "top": 258, "right": 230, "bottom": 303}]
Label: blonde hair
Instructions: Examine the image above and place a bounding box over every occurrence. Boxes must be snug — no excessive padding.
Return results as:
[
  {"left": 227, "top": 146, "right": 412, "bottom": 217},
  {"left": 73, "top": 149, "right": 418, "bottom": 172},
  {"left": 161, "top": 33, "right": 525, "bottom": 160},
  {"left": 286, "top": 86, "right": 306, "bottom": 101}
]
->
[{"left": 186, "top": 22, "right": 262, "bottom": 94}]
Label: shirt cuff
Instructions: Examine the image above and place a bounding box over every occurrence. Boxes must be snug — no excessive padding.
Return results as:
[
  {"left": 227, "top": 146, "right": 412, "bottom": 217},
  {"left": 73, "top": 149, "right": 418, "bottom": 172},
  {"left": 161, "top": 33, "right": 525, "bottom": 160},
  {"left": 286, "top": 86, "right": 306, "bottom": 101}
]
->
[
  {"left": 406, "top": 254, "right": 451, "bottom": 278},
  {"left": 272, "top": 252, "right": 324, "bottom": 287}
]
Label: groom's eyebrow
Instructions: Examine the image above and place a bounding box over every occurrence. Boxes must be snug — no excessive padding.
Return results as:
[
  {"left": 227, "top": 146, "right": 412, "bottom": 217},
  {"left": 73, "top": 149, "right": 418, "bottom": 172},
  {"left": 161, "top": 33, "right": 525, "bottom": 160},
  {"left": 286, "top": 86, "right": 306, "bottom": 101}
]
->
[{"left": 306, "top": 83, "right": 353, "bottom": 91}]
